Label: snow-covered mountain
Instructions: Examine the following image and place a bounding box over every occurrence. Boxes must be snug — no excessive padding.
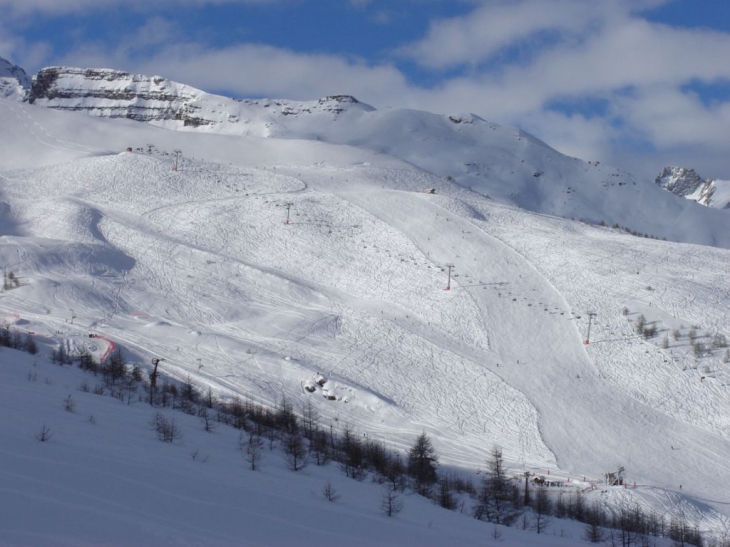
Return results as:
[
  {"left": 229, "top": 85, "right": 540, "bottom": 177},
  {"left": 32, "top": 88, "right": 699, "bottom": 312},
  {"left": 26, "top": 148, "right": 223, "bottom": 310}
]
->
[
  {"left": 655, "top": 166, "right": 730, "bottom": 210},
  {"left": 19, "top": 64, "right": 730, "bottom": 248},
  {"left": 2, "top": 60, "right": 730, "bottom": 544},
  {"left": 2, "top": 95, "right": 730, "bottom": 528},
  {"left": 0, "top": 56, "right": 30, "bottom": 100}
]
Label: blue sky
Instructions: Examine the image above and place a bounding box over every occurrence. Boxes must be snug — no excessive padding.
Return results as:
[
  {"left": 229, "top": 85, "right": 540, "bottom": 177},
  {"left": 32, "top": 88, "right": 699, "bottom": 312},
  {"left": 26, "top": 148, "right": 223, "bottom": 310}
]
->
[{"left": 1, "top": 0, "right": 730, "bottom": 180}]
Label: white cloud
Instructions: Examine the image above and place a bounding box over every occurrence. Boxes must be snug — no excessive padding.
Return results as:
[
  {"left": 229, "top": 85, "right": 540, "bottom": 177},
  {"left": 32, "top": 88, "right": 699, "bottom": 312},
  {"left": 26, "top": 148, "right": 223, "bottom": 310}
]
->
[
  {"left": 612, "top": 86, "right": 730, "bottom": 149},
  {"left": 400, "top": 0, "right": 601, "bottom": 70},
  {"left": 501, "top": 18, "right": 730, "bottom": 102},
  {"left": 401, "top": 0, "right": 672, "bottom": 70},
  {"left": 0, "top": 0, "right": 281, "bottom": 18},
  {"left": 0, "top": 25, "right": 19, "bottom": 60},
  {"left": 128, "top": 17, "right": 177, "bottom": 50},
  {"left": 58, "top": 41, "right": 411, "bottom": 104},
  {"left": 0, "top": 22, "right": 52, "bottom": 70}
]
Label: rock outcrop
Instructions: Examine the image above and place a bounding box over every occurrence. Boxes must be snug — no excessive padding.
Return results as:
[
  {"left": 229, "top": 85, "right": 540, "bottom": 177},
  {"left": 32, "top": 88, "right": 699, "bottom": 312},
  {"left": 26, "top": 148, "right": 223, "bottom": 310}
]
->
[
  {"left": 0, "top": 56, "right": 30, "bottom": 101},
  {"left": 28, "top": 67, "right": 214, "bottom": 126},
  {"left": 26, "top": 66, "right": 373, "bottom": 132},
  {"left": 655, "top": 166, "right": 730, "bottom": 210}
]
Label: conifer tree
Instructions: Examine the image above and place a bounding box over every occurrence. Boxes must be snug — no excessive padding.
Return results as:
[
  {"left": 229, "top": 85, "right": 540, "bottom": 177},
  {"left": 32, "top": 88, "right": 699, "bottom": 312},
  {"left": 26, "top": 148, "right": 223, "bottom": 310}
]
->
[
  {"left": 473, "top": 446, "right": 519, "bottom": 525},
  {"left": 407, "top": 432, "right": 438, "bottom": 495}
]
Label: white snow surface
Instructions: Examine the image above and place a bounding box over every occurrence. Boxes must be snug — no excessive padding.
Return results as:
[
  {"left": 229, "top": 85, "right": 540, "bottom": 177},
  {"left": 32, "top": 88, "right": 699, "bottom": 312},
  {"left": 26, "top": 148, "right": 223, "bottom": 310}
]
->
[
  {"left": 27, "top": 66, "right": 730, "bottom": 248},
  {"left": 700, "top": 179, "right": 730, "bottom": 210},
  {"left": 1, "top": 97, "right": 730, "bottom": 543}
]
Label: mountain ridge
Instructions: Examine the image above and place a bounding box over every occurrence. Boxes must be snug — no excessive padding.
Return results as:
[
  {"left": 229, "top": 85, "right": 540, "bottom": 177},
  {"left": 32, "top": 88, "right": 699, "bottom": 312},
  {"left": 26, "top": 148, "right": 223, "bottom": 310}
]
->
[
  {"left": 655, "top": 165, "right": 730, "bottom": 210},
  {"left": 7, "top": 61, "right": 730, "bottom": 249},
  {"left": 27, "top": 66, "right": 374, "bottom": 130}
]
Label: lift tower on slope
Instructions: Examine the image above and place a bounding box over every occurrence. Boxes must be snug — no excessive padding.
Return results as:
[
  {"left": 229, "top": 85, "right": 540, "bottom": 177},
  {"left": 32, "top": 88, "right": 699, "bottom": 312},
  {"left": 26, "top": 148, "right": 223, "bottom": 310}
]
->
[
  {"left": 444, "top": 263, "right": 455, "bottom": 291},
  {"left": 173, "top": 149, "right": 182, "bottom": 171},
  {"left": 584, "top": 312, "right": 597, "bottom": 345}
]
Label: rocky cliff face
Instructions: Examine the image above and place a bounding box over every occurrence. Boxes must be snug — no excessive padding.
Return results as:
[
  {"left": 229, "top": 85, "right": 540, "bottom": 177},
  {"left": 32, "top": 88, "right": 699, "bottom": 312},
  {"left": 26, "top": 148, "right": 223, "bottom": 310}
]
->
[
  {"left": 655, "top": 166, "right": 704, "bottom": 197},
  {"left": 655, "top": 166, "right": 730, "bottom": 210},
  {"left": 28, "top": 67, "right": 217, "bottom": 127},
  {"left": 0, "top": 57, "right": 30, "bottom": 101},
  {"left": 26, "top": 66, "right": 373, "bottom": 133}
]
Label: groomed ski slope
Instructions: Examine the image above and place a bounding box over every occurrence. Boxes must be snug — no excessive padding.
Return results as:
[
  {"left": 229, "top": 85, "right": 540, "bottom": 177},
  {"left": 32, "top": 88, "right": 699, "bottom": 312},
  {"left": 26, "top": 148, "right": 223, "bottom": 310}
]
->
[{"left": 1, "top": 98, "right": 730, "bottom": 535}]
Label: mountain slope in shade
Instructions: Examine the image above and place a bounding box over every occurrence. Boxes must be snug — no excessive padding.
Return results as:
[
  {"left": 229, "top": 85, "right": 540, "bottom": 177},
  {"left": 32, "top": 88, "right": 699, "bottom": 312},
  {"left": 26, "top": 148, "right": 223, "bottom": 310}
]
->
[
  {"left": 0, "top": 57, "right": 30, "bottom": 101},
  {"left": 655, "top": 166, "right": 730, "bottom": 210},
  {"left": 24, "top": 65, "right": 730, "bottom": 248},
  {"left": 3, "top": 348, "right": 602, "bottom": 547}
]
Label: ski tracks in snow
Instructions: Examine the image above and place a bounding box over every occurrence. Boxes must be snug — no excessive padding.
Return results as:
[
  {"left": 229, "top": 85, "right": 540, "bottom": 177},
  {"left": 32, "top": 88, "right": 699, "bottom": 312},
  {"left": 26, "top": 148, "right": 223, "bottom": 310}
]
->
[{"left": 0, "top": 102, "right": 103, "bottom": 155}]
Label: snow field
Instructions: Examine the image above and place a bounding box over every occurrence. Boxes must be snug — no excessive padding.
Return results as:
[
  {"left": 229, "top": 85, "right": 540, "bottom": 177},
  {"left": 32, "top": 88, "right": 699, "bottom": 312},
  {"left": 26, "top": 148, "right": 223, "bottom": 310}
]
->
[
  {"left": 1, "top": 151, "right": 546, "bottom": 473},
  {"left": 2, "top": 98, "right": 730, "bottom": 537},
  {"left": 481, "top": 204, "right": 730, "bottom": 438}
]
